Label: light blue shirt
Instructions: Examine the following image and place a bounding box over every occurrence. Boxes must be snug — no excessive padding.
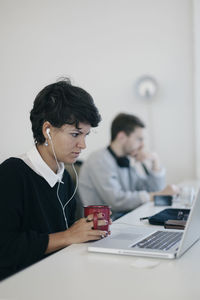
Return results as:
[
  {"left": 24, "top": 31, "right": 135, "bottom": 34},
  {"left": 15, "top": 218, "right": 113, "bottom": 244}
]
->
[{"left": 78, "top": 148, "right": 166, "bottom": 218}]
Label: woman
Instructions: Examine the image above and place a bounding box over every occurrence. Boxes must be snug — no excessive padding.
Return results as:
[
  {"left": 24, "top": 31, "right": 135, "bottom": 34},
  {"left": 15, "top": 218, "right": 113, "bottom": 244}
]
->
[{"left": 0, "top": 79, "right": 109, "bottom": 280}]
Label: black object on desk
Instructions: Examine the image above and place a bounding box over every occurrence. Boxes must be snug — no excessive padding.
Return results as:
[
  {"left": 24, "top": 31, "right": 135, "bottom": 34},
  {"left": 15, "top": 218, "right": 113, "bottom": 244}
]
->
[
  {"left": 140, "top": 208, "right": 190, "bottom": 226},
  {"left": 154, "top": 195, "right": 173, "bottom": 206}
]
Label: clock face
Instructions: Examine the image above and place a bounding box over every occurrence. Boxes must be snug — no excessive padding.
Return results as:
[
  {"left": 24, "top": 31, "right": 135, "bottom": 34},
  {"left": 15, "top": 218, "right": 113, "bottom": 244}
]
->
[{"left": 136, "top": 76, "right": 158, "bottom": 99}]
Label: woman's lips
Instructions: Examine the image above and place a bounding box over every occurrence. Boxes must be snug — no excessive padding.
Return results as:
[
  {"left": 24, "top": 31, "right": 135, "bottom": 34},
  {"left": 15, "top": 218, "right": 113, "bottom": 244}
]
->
[{"left": 72, "top": 152, "right": 80, "bottom": 157}]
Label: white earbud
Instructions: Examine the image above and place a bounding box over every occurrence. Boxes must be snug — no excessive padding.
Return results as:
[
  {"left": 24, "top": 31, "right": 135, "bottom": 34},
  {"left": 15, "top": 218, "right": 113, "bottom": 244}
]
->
[{"left": 46, "top": 128, "right": 51, "bottom": 139}]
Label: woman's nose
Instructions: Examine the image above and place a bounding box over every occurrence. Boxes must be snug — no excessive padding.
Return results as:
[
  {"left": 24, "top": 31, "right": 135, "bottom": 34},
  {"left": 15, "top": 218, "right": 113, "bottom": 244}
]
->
[{"left": 77, "top": 137, "right": 86, "bottom": 149}]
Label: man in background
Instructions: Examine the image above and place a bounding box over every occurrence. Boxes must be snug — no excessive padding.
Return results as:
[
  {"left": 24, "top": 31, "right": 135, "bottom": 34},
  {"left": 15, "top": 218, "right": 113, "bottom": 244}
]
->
[{"left": 79, "top": 113, "right": 179, "bottom": 220}]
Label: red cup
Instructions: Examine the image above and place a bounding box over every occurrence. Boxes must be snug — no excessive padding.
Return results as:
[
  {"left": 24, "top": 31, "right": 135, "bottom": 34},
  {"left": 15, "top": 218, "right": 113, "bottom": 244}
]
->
[{"left": 84, "top": 205, "right": 110, "bottom": 231}]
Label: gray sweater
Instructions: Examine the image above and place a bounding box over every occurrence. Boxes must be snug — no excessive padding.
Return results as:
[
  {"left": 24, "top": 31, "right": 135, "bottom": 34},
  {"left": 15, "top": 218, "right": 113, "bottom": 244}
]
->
[{"left": 78, "top": 148, "right": 165, "bottom": 219}]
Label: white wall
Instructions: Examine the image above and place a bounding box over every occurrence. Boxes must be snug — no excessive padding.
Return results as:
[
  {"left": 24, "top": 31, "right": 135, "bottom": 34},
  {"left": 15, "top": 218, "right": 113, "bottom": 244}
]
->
[
  {"left": 0, "top": 0, "right": 195, "bottom": 184},
  {"left": 194, "top": 0, "right": 200, "bottom": 179}
]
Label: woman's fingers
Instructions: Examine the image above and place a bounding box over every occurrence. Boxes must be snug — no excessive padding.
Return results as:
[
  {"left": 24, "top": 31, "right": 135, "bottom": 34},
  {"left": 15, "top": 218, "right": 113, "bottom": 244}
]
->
[
  {"left": 85, "top": 219, "right": 108, "bottom": 229},
  {"left": 85, "top": 212, "right": 112, "bottom": 222},
  {"left": 88, "top": 230, "right": 108, "bottom": 238},
  {"left": 86, "top": 212, "right": 106, "bottom": 221}
]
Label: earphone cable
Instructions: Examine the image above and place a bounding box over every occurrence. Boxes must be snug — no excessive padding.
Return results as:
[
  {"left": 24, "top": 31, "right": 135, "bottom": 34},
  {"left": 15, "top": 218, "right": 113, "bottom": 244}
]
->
[
  {"left": 49, "top": 137, "right": 79, "bottom": 229},
  {"left": 63, "top": 163, "right": 79, "bottom": 209},
  {"left": 50, "top": 137, "right": 60, "bottom": 172}
]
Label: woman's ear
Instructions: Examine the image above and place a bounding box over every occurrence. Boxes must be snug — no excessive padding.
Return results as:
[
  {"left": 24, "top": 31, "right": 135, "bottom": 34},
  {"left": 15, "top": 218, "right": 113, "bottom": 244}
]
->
[{"left": 42, "top": 121, "right": 52, "bottom": 140}]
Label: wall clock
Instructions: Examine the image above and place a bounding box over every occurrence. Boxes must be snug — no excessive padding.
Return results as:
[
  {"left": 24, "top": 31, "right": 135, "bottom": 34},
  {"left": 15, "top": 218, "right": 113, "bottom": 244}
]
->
[{"left": 136, "top": 75, "right": 158, "bottom": 100}]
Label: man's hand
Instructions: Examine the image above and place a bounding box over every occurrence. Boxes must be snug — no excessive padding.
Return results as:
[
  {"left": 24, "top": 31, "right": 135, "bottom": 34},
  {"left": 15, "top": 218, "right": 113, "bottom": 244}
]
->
[
  {"left": 150, "top": 184, "right": 180, "bottom": 201},
  {"left": 158, "top": 184, "right": 180, "bottom": 196},
  {"left": 132, "top": 149, "right": 161, "bottom": 172}
]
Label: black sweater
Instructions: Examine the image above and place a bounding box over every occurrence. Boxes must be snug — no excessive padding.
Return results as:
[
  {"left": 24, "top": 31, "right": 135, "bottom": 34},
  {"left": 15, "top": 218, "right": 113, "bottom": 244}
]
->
[{"left": 0, "top": 158, "right": 76, "bottom": 280}]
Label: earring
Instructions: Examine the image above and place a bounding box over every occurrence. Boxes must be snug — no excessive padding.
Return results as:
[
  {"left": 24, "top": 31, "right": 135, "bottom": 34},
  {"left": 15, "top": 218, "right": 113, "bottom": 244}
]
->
[{"left": 44, "top": 140, "right": 48, "bottom": 147}]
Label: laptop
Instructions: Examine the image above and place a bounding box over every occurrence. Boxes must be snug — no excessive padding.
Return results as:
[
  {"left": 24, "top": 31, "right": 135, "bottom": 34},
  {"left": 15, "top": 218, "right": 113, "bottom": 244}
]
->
[{"left": 88, "top": 190, "right": 200, "bottom": 259}]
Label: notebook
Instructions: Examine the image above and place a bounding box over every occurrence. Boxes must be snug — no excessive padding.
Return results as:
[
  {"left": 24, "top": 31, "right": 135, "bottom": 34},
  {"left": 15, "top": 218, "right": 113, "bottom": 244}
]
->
[{"left": 88, "top": 190, "right": 200, "bottom": 259}]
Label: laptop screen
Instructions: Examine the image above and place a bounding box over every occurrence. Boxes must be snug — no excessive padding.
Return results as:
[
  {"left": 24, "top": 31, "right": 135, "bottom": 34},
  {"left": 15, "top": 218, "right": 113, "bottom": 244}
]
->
[{"left": 177, "top": 190, "right": 200, "bottom": 257}]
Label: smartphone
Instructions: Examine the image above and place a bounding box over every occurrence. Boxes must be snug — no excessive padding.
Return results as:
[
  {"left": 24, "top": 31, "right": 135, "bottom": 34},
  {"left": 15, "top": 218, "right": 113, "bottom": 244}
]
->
[{"left": 154, "top": 195, "right": 173, "bottom": 206}]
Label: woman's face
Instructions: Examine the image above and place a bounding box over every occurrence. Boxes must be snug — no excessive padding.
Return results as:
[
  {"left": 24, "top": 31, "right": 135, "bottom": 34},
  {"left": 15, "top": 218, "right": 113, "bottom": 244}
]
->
[{"left": 46, "top": 122, "right": 91, "bottom": 164}]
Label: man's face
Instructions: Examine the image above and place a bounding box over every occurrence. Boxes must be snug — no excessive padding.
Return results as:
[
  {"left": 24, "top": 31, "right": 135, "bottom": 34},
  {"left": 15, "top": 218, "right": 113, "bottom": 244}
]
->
[{"left": 123, "top": 127, "right": 145, "bottom": 157}]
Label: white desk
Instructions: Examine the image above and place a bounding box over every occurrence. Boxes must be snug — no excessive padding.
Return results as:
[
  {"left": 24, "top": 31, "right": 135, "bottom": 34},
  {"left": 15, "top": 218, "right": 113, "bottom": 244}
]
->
[{"left": 0, "top": 180, "right": 200, "bottom": 300}]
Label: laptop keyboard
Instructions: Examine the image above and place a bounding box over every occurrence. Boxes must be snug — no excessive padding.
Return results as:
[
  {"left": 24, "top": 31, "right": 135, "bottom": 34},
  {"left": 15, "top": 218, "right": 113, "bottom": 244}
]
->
[{"left": 132, "top": 231, "right": 183, "bottom": 251}]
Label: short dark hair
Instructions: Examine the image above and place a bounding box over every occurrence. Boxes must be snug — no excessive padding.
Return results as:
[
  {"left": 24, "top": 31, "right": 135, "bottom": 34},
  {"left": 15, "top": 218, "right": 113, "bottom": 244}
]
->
[
  {"left": 30, "top": 78, "right": 101, "bottom": 144},
  {"left": 111, "top": 113, "right": 145, "bottom": 141}
]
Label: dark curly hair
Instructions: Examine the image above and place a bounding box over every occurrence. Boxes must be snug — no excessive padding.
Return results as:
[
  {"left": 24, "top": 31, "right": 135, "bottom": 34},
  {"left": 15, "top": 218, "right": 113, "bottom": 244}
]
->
[{"left": 30, "top": 78, "right": 101, "bottom": 144}]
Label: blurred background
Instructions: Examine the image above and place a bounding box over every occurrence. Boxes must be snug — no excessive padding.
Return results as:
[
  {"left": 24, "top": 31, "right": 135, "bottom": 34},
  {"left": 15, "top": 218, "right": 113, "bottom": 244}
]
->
[{"left": 0, "top": 0, "right": 199, "bottom": 184}]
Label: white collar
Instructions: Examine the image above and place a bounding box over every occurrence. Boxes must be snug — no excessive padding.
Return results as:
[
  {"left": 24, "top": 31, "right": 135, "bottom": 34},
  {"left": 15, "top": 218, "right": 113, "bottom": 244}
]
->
[{"left": 19, "top": 145, "right": 65, "bottom": 187}]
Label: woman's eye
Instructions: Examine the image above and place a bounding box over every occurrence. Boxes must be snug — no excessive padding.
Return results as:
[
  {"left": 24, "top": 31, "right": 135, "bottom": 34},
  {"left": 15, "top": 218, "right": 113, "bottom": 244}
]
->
[{"left": 71, "top": 133, "right": 79, "bottom": 137}]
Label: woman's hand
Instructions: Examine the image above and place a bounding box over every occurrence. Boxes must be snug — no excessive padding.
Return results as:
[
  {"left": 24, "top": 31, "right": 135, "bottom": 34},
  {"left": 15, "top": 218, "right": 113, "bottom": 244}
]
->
[
  {"left": 46, "top": 213, "right": 112, "bottom": 254},
  {"left": 63, "top": 212, "right": 112, "bottom": 245}
]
